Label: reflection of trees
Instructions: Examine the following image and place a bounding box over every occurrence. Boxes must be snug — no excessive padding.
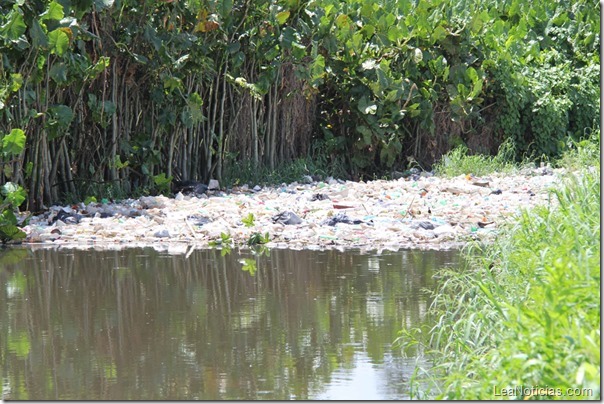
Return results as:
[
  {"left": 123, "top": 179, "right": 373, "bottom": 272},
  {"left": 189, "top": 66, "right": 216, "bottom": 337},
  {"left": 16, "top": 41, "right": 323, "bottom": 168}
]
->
[{"left": 0, "top": 247, "right": 459, "bottom": 400}]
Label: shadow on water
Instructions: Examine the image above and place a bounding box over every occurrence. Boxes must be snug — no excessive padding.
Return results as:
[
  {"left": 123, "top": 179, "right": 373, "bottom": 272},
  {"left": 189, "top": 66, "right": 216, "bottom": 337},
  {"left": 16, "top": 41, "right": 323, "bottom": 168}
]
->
[{"left": 0, "top": 246, "right": 459, "bottom": 400}]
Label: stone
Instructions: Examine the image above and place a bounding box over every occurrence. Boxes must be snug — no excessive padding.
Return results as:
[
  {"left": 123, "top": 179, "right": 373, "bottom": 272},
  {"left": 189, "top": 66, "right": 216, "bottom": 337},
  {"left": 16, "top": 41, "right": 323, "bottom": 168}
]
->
[{"left": 208, "top": 179, "right": 220, "bottom": 190}]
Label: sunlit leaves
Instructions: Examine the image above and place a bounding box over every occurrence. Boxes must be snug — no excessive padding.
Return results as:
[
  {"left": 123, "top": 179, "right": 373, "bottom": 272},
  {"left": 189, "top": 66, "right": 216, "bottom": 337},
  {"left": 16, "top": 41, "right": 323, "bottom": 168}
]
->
[
  {"left": 276, "top": 10, "right": 290, "bottom": 25},
  {"left": 40, "top": 1, "right": 64, "bottom": 22},
  {"left": 0, "top": 9, "right": 26, "bottom": 42},
  {"left": 2, "top": 129, "right": 26, "bottom": 155},
  {"left": 48, "top": 28, "right": 70, "bottom": 55},
  {"left": 1, "top": 182, "right": 26, "bottom": 207}
]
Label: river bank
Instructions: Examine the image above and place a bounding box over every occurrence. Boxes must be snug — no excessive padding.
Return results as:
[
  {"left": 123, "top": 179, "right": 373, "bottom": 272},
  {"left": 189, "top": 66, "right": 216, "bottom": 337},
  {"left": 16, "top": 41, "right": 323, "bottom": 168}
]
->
[{"left": 21, "top": 165, "right": 567, "bottom": 251}]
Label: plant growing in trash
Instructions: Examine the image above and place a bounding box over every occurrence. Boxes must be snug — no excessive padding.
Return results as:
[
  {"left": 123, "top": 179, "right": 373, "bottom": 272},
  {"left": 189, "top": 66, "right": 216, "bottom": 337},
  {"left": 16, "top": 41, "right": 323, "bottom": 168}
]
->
[{"left": 242, "top": 213, "right": 256, "bottom": 228}]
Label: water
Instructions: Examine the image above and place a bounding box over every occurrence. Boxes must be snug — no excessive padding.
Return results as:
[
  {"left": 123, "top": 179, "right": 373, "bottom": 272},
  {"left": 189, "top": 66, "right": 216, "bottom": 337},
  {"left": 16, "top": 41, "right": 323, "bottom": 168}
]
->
[{"left": 0, "top": 246, "right": 459, "bottom": 400}]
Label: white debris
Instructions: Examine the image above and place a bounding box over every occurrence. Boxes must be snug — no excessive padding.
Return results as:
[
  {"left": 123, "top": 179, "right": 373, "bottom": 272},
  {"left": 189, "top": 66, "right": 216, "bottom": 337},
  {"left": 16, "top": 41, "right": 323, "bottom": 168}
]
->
[{"left": 20, "top": 168, "right": 571, "bottom": 251}]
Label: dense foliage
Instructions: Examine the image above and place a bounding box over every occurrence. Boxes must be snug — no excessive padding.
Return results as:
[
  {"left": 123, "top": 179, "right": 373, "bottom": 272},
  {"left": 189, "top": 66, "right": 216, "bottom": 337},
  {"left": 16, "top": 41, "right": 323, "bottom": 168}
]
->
[{"left": 0, "top": 0, "right": 599, "bottom": 212}]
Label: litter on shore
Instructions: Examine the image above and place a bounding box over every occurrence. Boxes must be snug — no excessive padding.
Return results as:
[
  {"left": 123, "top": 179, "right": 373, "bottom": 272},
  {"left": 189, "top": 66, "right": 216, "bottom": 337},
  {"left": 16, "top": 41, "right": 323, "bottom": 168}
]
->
[{"left": 21, "top": 166, "right": 568, "bottom": 252}]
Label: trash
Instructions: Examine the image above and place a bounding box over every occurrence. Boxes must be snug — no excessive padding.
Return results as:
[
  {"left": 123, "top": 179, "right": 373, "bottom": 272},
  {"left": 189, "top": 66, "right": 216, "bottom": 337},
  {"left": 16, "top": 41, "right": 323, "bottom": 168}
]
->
[
  {"left": 272, "top": 211, "right": 303, "bottom": 225},
  {"left": 472, "top": 179, "right": 490, "bottom": 187},
  {"left": 409, "top": 220, "right": 435, "bottom": 230},
  {"left": 21, "top": 165, "right": 568, "bottom": 251},
  {"left": 332, "top": 203, "right": 355, "bottom": 209},
  {"left": 322, "top": 213, "right": 366, "bottom": 226},
  {"left": 310, "top": 193, "right": 330, "bottom": 201},
  {"left": 173, "top": 180, "right": 208, "bottom": 195},
  {"left": 154, "top": 229, "right": 171, "bottom": 238},
  {"left": 187, "top": 215, "right": 211, "bottom": 226},
  {"left": 49, "top": 209, "right": 82, "bottom": 225},
  {"left": 301, "top": 175, "right": 314, "bottom": 184}
]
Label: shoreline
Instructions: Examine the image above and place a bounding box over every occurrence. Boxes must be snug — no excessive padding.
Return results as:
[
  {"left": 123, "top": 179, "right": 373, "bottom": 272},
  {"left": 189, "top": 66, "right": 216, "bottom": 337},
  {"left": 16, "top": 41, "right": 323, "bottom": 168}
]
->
[{"left": 19, "top": 167, "right": 565, "bottom": 252}]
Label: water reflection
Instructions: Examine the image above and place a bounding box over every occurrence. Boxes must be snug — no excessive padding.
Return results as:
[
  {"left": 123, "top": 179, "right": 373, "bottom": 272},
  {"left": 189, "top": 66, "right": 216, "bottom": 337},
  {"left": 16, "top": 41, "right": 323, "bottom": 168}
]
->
[{"left": 0, "top": 247, "right": 459, "bottom": 400}]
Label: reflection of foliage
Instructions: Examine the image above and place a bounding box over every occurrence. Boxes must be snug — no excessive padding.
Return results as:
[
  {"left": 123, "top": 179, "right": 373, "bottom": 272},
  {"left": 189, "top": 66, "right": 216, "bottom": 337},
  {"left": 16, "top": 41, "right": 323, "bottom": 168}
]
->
[
  {"left": 239, "top": 258, "right": 257, "bottom": 276},
  {"left": 247, "top": 232, "right": 269, "bottom": 246},
  {"left": 0, "top": 247, "right": 460, "bottom": 399},
  {"left": 8, "top": 331, "right": 31, "bottom": 357},
  {"left": 0, "top": 248, "right": 28, "bottom": 266}
]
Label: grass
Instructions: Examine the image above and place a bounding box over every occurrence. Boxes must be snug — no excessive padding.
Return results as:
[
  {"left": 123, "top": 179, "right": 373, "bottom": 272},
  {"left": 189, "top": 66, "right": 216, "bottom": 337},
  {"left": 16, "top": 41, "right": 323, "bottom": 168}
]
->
[
  {"left": 433, "top": 138, "right": 519, "bottom": 177},
  {"left": 399, "top": 135, "right": 601, "bottom": 400}
]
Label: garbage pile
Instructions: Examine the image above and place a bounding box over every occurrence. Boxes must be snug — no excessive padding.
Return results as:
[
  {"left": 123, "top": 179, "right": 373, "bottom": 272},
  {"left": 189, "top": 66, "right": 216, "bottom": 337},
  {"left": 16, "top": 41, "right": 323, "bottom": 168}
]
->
[{"left": 22, "top": 166, "right": 566, "bottom": 251}]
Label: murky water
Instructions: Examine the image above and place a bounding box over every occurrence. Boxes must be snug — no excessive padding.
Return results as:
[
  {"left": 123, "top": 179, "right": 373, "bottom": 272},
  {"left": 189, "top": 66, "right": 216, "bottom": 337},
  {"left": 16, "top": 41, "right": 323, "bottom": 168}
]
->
[{"left": 1, "top": 246, "right": 459, "bottom": 400}]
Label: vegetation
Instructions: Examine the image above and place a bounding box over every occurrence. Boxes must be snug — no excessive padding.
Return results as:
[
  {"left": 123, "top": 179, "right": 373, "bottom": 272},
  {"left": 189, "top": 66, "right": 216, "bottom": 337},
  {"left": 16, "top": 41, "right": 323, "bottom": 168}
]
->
[
  {"left": 0, "top": 0, "right": 599, "bottom": 214},
  {"left": 433, "top": 138, "right": 518, "bottom": 177},
  {"left": 399, "top": 142, "right": 600, "bottom": 400}
]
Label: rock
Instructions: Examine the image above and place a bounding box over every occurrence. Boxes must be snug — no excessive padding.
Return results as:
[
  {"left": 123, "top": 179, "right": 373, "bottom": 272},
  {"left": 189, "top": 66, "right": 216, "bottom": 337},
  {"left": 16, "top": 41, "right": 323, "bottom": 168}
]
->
[
  {"left": 208, "top": 179, "right": 220, "bottom": 190},
  {"left": 253, "top": 185, "right": 262, "bottom": 192}
]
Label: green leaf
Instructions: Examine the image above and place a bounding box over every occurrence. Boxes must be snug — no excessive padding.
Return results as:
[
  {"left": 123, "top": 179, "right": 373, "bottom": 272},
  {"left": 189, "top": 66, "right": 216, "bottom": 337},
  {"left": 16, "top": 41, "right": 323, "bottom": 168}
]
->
[
  {"left": 357, "top": 125, "right": 373, "bottom": 145},
  {"left": 49, "top": 62, "right": 68, "bottom": 84},
  {"left": 1, "top": 10, "right": 26, "bottom": 41},
  {"left": 432, "top": 25, "right": 447, "bottom": 42},
  {"left": 387, "top": 26, "right": 402, "bottom": 42},
  {"left": 242, "top": 213, "right": 255, "bottom": 227},
  {"left": 29, "top": 19, "right": 48, "bottom": 48},
  {"left": 46, "top": 104, "right": 74, "bottom": 139},
  {"left": 48, "top": 28, "right": 69, "bottom": 56},
  {"left": 276, "top": 10, "right": 290, "bottom": 25},
  {"left": 10, "top": 73, "right": 23, "bottom": 92},
  {"left": 335, "top": 14, "right": 350, "bottom": 29},
  {"left": 40, "top": 1, "right": 64, "bottom": 21},
  {"left": 0, "top": 224, "right": 26, "bottom": 243},
  {"left": 2, "top": 183, "right": 26, "bottom": 207},
  {"left": 2, "top": 129, "right": 26, "bottom": 155}
]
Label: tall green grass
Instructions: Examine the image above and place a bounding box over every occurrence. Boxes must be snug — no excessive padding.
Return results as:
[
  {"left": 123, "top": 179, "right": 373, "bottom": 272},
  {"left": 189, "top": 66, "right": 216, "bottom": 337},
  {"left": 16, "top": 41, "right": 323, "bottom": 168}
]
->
[
  {"left": 433, "top": 139, "right": 518, "bottom": 177},
  {"left": 401, "top": 166, "right": 600, "bottom": 399}
]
